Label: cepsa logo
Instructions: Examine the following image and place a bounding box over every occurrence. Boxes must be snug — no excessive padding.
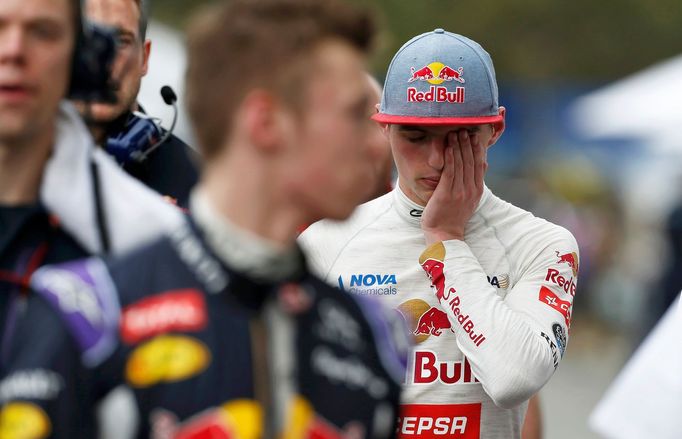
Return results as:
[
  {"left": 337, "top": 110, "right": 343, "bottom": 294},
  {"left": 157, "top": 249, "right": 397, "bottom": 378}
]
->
[
  {"left": 407, "top": 62, "right": 465, "bottom": 104},
  {"left": 397, "top": 404, "right": 481, "bottom": 439},
  {"left": 120, "top": 289, "right": 208, "bottom": 344},
  {"left": 0, "top": 402, "right": 51, "bottom": 439},
  {"left": 126, "top": 335, "right": 211, "bottom": 388}
]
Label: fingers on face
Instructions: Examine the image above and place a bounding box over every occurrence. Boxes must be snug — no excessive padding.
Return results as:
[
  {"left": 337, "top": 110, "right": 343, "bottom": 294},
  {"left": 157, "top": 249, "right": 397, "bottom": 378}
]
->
[
  {"left": 472, "top": 131, "right": 485, "bottom": 192},
  {"left": 458, "top": 130, "right": 476, "bottom": 189},
  {"left": 448, "top": 131, "right": 462, "bottom": 189}
]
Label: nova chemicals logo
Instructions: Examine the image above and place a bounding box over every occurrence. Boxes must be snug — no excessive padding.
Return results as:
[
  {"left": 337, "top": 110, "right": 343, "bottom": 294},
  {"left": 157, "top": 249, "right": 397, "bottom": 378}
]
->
[{"left": 338, "top": 273, "right": 397, "bottom": 296}]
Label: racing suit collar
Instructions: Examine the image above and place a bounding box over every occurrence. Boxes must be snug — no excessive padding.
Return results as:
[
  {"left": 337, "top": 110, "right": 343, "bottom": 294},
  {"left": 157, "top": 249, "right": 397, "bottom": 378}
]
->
[
  {"left": 190, "top": 188, "right": 303, "bottom": 283},
  {"left": 393, "top": 182, "right": 492, "bottom": 228}
]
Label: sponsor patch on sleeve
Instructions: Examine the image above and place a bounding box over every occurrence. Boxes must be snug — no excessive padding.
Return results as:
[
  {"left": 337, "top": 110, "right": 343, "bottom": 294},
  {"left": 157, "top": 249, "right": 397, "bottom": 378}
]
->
[
  {"left": 126, "top": 335, "right": 211, "bottom": 388},
  {"left": 552, "top": 323, "right": 567, "bottom": 357},
  {"left": 538, "top": 286, "right": 572, "bottom": 330},
  {"left": 0, "top": 369, "right": 64, "bottom": 403},
  {"left": 0, "top": 402, "right": 51, "bottom": 439},
  {"left": 30, "top": 258, "right": 120, "bottom": 367}
]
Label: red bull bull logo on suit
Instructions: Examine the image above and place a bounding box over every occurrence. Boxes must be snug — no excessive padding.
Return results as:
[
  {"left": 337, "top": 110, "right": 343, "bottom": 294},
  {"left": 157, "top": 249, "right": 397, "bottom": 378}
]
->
[
  {"left": 555, "top": 251, "right": 579, "bottom": 277},
  {"left": 414, "top": 307, "right": 452, "bottom": 337}
]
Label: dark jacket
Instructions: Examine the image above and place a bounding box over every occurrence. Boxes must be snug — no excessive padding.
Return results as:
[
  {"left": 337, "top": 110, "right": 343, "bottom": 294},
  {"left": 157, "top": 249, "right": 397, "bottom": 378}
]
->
[
  {"left": 4, "top": 219, "right": 406, "bottom": 438},
  {"left": 0, "top": 206, "right": 87, "bottom": 362},
  {"left": 121, "top": 132, "right": 199, "bottom": 209}
]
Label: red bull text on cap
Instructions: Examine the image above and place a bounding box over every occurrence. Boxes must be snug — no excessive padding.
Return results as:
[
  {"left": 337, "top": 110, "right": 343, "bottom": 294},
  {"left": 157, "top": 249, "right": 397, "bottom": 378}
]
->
[{"left": 373, "top": 29, "right": 503, "bottom": 126}]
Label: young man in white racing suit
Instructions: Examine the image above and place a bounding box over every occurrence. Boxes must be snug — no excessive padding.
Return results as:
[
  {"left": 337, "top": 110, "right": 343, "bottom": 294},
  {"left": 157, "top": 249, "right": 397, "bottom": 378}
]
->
[{"left": 300, "top": 29, "right": 579, "bottom": 439}]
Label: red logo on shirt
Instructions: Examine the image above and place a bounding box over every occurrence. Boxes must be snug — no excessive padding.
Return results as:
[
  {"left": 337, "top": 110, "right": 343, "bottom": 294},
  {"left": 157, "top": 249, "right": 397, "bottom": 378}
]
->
[
  {"left": 121, "top": 289, "right": 208, "bottom": 344},
  {"left": 555, "top": 251, "right": 579, "bottom": 277},
  {"left": 538, "top": 286, "right": 572, "bottom": 329},
  {"left": 420, "top": 259, "right": 446, "bottom": 300},
  {"left": 412, "top": 350, "right": 479, "bottom": 385},
  {"left": 397, "top": 404, "right": 481, "bottom": 438},
  {"left": 414, "top": 307, "right": 452, "bottom": 337},
  {"left": 545, "top": 268, "right": 577, "bottom": 297}
]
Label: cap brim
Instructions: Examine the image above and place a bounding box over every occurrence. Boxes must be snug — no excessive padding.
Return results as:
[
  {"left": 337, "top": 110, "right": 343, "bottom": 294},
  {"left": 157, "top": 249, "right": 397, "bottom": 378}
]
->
[{"left": 372, "top": 113, "right": 504, "bottom": 126}]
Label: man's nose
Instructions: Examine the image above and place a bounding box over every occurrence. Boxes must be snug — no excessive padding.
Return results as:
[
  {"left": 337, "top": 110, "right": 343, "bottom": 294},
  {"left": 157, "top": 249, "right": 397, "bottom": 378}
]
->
[
  {"left": 0, "top": 26, "right": 27, "bottom": 66},
  {"left": 426, "top": 136, "right": 445, "bottom": 170}
]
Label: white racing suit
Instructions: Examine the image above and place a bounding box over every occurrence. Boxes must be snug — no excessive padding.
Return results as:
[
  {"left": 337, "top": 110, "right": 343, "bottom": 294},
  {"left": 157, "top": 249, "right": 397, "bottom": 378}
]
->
[{"left": 300, "top": 186, "right": 579, "bottom": 439}]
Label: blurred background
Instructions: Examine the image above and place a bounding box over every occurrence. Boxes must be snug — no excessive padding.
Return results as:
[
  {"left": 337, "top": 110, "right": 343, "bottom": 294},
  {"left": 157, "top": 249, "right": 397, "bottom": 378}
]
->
[{"left": 141, "top": 1, "right": 682, "bottom": 437}]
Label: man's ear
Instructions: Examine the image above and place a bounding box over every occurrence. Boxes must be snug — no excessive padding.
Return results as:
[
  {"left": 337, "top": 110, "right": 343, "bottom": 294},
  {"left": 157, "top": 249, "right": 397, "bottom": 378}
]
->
[
  {"left": 372, "top": 105, "right": 391, "bottom": 139},
  {"left": 141, "top": 40, "right": 151, "bottom": 77},
  {"left": 488, "top": 106, "right": 506, "bottom": 146},
  {"left": 242, "top": 90, "right": 281, "bottom": 153}
]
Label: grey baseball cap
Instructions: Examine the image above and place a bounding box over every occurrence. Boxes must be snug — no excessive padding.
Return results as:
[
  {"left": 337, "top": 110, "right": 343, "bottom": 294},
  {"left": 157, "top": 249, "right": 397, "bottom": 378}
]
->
[{"left": 373, "top": 29, "right": 503, "bottom": 126}]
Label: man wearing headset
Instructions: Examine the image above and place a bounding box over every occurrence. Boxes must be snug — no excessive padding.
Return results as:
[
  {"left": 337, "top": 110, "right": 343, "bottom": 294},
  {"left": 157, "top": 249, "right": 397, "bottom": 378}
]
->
[
  {"left": 76, "top": 0, "right": 198, "bottom": 208},
  {"left": 0, "top": 0, "right": 181, "bottom": 435}
]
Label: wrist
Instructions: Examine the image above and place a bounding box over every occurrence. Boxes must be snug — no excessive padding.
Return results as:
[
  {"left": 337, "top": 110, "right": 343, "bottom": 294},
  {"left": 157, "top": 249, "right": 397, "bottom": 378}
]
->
[{"left": 423, "top": 229, "right": 464, "bottom": 246}]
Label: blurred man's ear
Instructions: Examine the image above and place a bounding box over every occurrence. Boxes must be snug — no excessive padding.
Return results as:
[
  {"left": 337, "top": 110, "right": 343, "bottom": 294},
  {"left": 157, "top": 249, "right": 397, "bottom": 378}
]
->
[{"left": 242, "top": 90, "right": 282, "bottom": 153}]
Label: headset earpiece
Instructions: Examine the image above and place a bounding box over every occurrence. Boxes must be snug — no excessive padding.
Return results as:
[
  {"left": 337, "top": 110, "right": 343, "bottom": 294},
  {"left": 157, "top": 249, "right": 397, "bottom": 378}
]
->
[{"left": 106, "top": 113, "right": 163, "bottom": 166}]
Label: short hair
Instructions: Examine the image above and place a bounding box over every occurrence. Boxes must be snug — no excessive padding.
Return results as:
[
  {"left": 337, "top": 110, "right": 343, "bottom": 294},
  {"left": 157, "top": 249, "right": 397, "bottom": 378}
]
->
[
  {"left": 185, "top": 0, "right": 376, "bottom": 158},
  {"left": 132, "top": 0, "right": 149, "bottom": 41}
]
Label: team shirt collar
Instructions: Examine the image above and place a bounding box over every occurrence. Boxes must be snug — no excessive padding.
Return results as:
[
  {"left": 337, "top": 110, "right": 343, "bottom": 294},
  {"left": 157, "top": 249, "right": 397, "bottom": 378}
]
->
[
  {"left": 190, "top": 188, "right": 301, "bottom": 282},
  {"left": 393, "top": 181, "right": 491, "bottom": 228}
]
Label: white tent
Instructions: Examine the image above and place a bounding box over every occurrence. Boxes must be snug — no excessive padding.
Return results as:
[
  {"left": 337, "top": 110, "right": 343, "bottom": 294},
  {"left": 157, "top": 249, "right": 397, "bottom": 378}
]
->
[
  {"left": 569, "top": 54, "right": 682, "bottom": 221},
  {"left": 569, "top": 54, "right": 682, "bottom": 154},
  {"left": 138, "top": 20, "right": 194, "bottom": 146}
]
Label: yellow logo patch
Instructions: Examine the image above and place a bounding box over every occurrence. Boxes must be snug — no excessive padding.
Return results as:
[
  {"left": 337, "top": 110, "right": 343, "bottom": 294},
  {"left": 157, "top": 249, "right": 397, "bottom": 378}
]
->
[
  {"left": 126, "top": 335, "right": 211, "bottom": 388},
  {"left": 220, "top": 400, "right": 262, "bottom": 439},
  {"left": 0, "top": 402, "right": 51, "bottom": 439}
]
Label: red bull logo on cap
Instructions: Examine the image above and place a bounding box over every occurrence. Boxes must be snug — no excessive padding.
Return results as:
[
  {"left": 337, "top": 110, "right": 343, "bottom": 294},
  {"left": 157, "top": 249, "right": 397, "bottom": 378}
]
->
[
  {"left": 407, "top": 62, "right": 465, "bottom": 104},
  {"left": 408, "top": 62, "right": 465, "bottom": 84},
  {"left": 555, "top": 251, "right": 579, "bottom": 278}
]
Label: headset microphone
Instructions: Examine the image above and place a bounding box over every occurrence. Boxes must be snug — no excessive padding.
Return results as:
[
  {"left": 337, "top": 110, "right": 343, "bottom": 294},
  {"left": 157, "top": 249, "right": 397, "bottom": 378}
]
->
[
  {"left": 161, "top": 85, "right": 177, "bottom": 106},
  {"left": 105, "top": 85, "right": 179, "bottom": 166},
  {"left": 153, "top": 86, "right": 179, "bottom": 152}
]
